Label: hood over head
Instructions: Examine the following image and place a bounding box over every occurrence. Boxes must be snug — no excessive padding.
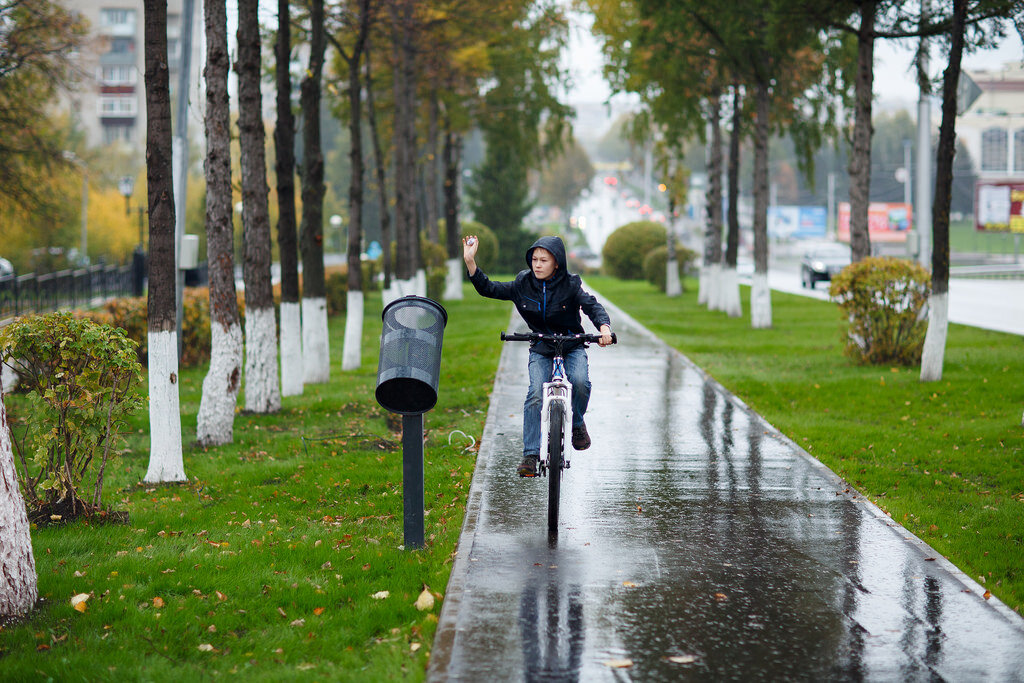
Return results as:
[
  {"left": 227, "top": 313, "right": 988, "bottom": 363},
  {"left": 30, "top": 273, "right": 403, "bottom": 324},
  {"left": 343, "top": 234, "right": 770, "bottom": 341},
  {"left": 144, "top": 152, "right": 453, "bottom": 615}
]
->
[{"left": 525, "top": 235, "right": 568, "bottom": 273}]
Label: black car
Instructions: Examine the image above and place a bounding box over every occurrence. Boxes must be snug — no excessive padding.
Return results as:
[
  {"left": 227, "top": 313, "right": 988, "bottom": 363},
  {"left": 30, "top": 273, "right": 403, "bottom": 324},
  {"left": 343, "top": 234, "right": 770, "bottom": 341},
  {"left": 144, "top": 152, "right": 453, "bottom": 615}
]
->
[{"left": 800, "top": 244, "right": 850, "bottom": 289}]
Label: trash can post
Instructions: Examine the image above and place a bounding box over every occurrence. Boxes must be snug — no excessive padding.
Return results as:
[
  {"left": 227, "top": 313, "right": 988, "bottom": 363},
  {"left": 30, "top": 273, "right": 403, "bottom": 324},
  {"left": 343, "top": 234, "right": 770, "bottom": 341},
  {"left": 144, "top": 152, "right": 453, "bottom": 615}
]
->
[
  {"left": 374, "top": 295, "right": 447, "bottom": 551},
  {"left": 402, "top": 413, "right": 425, "bottom": 549}
]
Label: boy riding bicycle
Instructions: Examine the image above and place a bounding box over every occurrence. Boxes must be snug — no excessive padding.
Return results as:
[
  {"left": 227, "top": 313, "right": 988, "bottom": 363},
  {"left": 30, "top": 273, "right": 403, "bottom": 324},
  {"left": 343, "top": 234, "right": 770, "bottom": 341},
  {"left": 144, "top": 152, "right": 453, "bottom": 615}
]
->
[{"left": 463, "top": 235, "right": 613, "bottom": 477}]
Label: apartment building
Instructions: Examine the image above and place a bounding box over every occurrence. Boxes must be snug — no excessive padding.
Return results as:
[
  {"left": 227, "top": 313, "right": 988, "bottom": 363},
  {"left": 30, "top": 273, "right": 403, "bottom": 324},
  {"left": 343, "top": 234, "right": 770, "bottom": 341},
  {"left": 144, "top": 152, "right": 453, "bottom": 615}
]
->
[
  {"left": 67, "top": 0, "right": 204, "bottom": 150},
  {"left": 957, "top": 63, "right": 1024, "bottom": 180}
]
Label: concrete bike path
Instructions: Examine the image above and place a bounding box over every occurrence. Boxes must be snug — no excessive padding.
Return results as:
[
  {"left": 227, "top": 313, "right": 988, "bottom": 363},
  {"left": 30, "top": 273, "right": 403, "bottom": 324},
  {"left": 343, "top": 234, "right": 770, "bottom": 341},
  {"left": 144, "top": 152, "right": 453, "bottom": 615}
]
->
[{"left": 428, "top": 298, "right": 1024, "bottom": 681}]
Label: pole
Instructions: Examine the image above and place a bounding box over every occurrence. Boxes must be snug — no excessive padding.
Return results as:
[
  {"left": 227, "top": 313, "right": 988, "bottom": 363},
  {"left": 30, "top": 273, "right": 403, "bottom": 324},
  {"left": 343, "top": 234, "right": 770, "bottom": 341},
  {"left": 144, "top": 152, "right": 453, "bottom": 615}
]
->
[
  {"left": 903, "top": 140, "right": 912, "bottom": 206},
  {"left": 80, "top": 170, "right": 89, "bottom": 264},
  {"left": 827, "top": 172, "right": 836, "bottom": 240},
  {"left": 402, "top": 414, "right": 425, "bottom": 549},
  {"left": 916, "top": 0, "right": 932, "bottom": 269}
]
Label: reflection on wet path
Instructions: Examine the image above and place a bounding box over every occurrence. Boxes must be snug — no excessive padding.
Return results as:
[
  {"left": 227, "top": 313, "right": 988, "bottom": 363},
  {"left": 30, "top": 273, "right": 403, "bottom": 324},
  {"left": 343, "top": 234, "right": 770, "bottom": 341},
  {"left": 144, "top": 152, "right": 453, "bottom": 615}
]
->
[{"left": 429, "top": 307, "right": 1024, "bottom": 681}]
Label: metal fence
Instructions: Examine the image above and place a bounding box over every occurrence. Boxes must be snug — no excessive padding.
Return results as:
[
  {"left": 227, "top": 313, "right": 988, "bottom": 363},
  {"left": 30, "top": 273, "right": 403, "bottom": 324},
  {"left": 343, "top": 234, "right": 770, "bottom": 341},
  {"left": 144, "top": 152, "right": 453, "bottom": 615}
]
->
[{"left": 0, "top": 264, "right": 135, "bottom": 322}]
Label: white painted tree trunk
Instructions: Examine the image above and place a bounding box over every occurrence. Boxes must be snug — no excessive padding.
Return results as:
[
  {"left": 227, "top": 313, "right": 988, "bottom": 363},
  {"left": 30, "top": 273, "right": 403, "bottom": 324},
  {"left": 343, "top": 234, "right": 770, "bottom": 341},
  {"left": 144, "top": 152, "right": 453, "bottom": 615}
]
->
[
  {"left": 750, "top": 272, "right": 773, "bottom": 329},
  {"left": 302, "top": 297, "right": 330, "bottom": 384},
  {"left": 384, "top": 277, "right": 418, "bottom": 308},
  {"left": 697, "top": 264, "right": 710, "bottom": 305},
  {"left": 279, "top": 302, "right": 303, "bottom": 397},
  {"left": 665, "top": 258, "right": 681, "bottom": 297},
  {"left": 920, "top": 292, "right": 948, "bottom": 382},
  {"left": 0, "top": 374, "right": 37, "bottom": 617},
  {"left": 244, "top": 306, "right": 282, "bottom": 413},
  {"left": 1, "top": 363, "right": 17, "bottom": 395},
  {"left": 342, "top": 290, "right": 363, "bottom": 371},
  {"left": 145, "top": 331, "right": 186, "bottom": 483},
  {"left": 707, "top": 263, "right": 723, "bottom": 311},
  {"left": 416, "top": 268, "right": 427, "bottom": 297},
  {"left": 443, "top": 258, "right": 464, "bottom": 300},
  {"left": 196, "top": 322, "right": 242, "bottom": 446},
  {"left": 721, "top": 266, "right": 742, "bottom": 318}
]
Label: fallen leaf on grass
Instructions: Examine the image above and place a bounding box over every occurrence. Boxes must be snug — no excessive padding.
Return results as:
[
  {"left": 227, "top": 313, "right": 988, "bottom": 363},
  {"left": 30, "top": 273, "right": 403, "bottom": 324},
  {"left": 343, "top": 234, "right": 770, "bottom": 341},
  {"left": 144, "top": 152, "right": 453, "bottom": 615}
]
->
[
  {"left": 215, "top": 591, "right": 227, "bottom": 602},
  {"left": 296, "top": 663, "right": 316, "bottom": 671},
  {"left": 313, "top": 607, "right": 325, "bottom": 615},
  {"left": 414, "top": 588, "right": 435, "bottom": 611},
  {"left": 411, "top": 643, "right": 421, "bottom": 652},
  {"left": 603, "top": 659, "right": 633, "bottom": 668},
  {"left": 372, "top": 591, "right": 390, "bottom": 600},
  {"left": 152, "top": 597, "right": 165, "bottom": 609},
  {"left": 290, "top": 619, "right": 305, "bottom": 627},
  {"left": 666, "top": 655, "right": 698, "bottom": 664},
  {"left": 198, "top": 643, "right": 216, "bottom": 652},
  {"left": 71, "top": 593, "right": 90, "bottom": 612}
]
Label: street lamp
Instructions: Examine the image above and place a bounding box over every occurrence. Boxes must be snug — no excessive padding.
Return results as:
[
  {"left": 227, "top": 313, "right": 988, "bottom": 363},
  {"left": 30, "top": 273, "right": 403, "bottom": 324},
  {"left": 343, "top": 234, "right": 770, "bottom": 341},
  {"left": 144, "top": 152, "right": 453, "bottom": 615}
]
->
[
  {"left": 330, "top": 214, "right": 343, "bottom": 254},
  {"left": 119, "top": 175, "right": 147, "bottom": 296},
  {"left": 63, "top": 151, "right": 88, "bottom": 265}
]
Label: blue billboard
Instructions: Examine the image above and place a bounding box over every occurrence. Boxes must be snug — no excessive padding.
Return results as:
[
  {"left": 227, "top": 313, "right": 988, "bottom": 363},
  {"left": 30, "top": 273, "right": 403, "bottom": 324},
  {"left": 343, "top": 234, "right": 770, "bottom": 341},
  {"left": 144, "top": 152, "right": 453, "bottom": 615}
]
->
[{"left": 767, "top": 206, "right": 828, "bottom": 240}]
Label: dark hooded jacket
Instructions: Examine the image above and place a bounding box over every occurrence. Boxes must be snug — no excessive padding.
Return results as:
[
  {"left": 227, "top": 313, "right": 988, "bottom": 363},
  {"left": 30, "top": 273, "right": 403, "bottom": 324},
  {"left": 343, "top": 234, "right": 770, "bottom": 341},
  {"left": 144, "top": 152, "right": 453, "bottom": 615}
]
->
[{"left": 468, "top": 235, "right": 611, "bottom": 356}]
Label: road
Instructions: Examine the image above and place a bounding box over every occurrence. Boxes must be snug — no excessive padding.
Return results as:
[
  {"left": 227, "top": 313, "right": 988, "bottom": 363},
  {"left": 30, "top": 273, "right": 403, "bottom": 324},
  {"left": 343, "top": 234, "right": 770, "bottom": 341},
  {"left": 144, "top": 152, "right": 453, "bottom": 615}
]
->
[{"left": 428, "top": 303, "right": 1024, "bottom": 681}]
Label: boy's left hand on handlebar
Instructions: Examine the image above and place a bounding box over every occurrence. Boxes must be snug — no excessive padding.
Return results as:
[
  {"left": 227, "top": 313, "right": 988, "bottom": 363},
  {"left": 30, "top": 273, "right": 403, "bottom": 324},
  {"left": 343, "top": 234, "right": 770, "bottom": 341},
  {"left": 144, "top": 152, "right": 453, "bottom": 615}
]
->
[{"left": 598, "top": 325, "right": 613, "bottom": 347}]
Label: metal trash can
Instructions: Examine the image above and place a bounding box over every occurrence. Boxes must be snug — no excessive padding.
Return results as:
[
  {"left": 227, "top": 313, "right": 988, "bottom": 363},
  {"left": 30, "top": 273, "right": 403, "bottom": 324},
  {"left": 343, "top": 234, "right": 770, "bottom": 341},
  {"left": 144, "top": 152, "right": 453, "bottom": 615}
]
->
[{"left": 375, "top": 295, "right": 448, "bottom": 415}]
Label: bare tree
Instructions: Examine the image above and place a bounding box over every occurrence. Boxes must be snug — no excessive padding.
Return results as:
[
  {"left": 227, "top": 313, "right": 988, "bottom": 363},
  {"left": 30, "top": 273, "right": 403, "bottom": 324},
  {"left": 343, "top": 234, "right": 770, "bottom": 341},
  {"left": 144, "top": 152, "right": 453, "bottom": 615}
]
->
[
  {"left": 196, "top": 0, "right": 242, "bottom": 445},
  {"left": 698, "top": 90, "right": 723, "bottom": 307},
  {"left": 143, "top": 0, "right": 185, "bottom": 482},
  {"left": 276, "top": 0, "right": 303, "bottom": 397},
  {"left": 238, "top": 0, "right": 281, "bottom": 413},
  {"left": 0, "top": 374, "right": 37, "bottom": 616}
]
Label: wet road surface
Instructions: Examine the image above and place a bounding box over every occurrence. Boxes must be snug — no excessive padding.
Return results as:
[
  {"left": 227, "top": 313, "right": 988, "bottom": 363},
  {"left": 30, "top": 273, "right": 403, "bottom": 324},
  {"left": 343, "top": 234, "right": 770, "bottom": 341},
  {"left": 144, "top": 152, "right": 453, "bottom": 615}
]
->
[{"left": 428, "top": 300, "right": 1024, "bottom": 681}]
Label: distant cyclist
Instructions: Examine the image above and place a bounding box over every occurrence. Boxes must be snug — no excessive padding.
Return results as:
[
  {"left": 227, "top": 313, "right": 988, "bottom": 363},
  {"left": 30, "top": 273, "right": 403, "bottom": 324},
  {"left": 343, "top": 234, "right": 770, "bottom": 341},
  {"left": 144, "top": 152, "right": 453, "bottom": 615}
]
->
[{"left": 463, "top": 235, "right": 613, "bottom": 477}]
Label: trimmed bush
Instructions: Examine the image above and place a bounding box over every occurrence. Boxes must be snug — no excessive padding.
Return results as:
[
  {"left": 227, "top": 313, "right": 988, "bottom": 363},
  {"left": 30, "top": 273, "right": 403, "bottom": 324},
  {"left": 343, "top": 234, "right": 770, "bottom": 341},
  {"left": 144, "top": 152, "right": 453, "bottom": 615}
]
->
[
  {"left": 829, "top": 256, "right": 931, "bottom": 365},
  {"left": 643, "top": 244, "right": 698, "bottom": 292},
  {"left": 602, "top": 221, "right": 667, "bottom": 280},
  {"left": 0, "top": 313, "right": 144, "bottom": 521}
]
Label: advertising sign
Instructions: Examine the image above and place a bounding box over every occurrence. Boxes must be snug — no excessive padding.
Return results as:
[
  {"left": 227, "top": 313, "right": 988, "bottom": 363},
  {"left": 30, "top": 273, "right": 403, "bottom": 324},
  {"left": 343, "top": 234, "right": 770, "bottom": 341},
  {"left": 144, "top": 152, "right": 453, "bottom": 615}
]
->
[
  {"left": 767, "top": 206, "right": 828, "bottom": 240},
  {"left": 837, "top": 202, "right": 912, "bottom": 243},
  {"left": 975, "top": 180, "right": 1024, "bottom": 233}
]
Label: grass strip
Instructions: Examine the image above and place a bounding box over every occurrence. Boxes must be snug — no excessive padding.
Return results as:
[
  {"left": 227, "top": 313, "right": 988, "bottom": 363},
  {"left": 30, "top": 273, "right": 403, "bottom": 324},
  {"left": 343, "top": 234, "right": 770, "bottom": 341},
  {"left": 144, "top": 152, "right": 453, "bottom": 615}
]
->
[
  {"left": 587, "top": 275, "right": 1024, "bottom": 616},
  {"left": 0, "top": 286, "right": 510, "bottom": 681}
]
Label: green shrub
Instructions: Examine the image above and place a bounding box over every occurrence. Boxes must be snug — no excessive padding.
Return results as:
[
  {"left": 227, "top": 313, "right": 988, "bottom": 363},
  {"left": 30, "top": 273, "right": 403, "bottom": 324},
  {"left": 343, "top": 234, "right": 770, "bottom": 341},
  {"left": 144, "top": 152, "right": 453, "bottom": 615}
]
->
[
  {"left": 829, "top": 256, "right": 931, "bottom": 365},
  {"left": 602, "top": 221, "right": 667, "bottom": 280},
  {"left": 453, "top": 220, "right": 499, "bottom": 273},
  {"left": 0, "top": 313, "right": 144, "bottom": 521},
  {"left": 643, "top": 244, "right": 698, "bottom": 292}
]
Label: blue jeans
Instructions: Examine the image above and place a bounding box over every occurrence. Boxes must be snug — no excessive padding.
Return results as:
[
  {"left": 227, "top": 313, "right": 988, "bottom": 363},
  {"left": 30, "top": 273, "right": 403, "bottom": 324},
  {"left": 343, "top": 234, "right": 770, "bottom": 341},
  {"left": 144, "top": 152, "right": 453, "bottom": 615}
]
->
[{"left": 523, "top": 347, "right": 591, "bottom": 457}]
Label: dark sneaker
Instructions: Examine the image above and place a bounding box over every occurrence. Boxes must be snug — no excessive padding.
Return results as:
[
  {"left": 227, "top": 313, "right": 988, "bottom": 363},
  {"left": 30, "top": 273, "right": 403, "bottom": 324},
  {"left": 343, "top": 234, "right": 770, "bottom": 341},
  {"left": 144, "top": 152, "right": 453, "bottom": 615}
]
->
[
  {"left": 517, "top": 455, "right": 539, "bottom": 477},
  {"left": 572, "top": 423, "right": 591, "bottom": 451}
]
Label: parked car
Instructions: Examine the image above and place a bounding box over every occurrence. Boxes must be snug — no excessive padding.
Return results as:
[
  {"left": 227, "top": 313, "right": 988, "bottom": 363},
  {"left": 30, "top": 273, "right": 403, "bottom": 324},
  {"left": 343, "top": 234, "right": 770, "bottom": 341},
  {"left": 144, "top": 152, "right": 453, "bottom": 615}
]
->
[{"left": 800, "top": 244, "right": 850, "bottom": 289}]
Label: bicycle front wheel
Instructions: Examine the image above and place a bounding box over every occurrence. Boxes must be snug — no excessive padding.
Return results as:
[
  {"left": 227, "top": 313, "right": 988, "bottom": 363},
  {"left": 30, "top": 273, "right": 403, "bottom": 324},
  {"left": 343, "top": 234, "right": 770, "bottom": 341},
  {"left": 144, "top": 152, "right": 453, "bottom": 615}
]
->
[{"left": 546, "top": 402, "right": 565, "bottom": 538}]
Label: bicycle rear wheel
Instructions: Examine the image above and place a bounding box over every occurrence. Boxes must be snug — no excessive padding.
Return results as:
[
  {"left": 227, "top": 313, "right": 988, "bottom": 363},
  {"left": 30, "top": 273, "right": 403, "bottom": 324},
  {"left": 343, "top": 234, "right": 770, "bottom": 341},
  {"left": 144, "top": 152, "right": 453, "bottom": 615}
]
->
[{"left": 546, "top": 402, "right": 565, "bottom": 537}]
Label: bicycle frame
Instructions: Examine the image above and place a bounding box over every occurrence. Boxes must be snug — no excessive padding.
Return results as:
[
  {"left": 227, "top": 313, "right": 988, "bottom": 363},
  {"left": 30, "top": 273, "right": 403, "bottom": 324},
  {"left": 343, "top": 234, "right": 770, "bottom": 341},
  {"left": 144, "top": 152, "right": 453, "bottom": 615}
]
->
[{"left": 538, "top": 354, "right": 572, "bottom": 475}]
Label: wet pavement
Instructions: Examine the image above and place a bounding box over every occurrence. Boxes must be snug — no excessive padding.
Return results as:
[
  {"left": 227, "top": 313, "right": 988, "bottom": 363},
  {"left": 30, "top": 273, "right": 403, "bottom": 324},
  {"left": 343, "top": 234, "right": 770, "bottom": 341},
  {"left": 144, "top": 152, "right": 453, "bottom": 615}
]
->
[{"left": 428, "top": 299, "right": 1024, "bottom": 681}]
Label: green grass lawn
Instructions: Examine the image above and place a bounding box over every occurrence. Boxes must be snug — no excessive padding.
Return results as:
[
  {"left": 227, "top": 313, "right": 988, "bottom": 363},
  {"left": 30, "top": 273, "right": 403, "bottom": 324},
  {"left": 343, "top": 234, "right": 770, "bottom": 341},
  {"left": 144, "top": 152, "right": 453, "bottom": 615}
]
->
[
  {"left": 587, "top": 275, "right": 1024, "bottom": 616},
  {"left": 0, "top": 286, "right": 510, "bottom": 681}
]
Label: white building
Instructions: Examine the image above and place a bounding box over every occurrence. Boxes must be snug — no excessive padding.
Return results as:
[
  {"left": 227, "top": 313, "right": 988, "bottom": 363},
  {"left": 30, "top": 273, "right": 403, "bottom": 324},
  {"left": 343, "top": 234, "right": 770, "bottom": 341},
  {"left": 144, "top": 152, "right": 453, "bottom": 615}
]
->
[
  {"left": 65, "top": 0, "right": 204, "bottom": 151},
  {"left": 957, "top": 63, "right": 1024, "bottom": 180}
]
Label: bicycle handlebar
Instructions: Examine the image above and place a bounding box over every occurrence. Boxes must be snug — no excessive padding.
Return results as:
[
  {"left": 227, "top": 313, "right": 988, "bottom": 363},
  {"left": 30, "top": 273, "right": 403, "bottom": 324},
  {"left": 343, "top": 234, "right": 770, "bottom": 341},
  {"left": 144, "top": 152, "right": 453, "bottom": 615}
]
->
[{"left": 501, "top": 331, "right": 617, "bottom": 345}]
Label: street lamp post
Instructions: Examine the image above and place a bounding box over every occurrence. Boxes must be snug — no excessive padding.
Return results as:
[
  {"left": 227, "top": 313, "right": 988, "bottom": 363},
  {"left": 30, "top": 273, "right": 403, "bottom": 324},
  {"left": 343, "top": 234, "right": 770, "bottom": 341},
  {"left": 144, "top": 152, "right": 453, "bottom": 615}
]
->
[
  {"left": 119, "top": 175, "right": 147, "bottom": 296},
  {"left": 330, "top": 214, "right": 343, "bottom": 254},
  {"left": 64, "top": 151, "right": 88, "bottom": 265}
]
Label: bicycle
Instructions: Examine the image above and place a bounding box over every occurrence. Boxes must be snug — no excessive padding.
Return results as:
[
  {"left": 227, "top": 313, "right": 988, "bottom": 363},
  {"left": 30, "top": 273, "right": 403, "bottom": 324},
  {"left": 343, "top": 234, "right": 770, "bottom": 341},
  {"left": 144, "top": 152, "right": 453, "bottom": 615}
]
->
[{"left": 500, "top": 330, "right": 616, "bottom": 539}]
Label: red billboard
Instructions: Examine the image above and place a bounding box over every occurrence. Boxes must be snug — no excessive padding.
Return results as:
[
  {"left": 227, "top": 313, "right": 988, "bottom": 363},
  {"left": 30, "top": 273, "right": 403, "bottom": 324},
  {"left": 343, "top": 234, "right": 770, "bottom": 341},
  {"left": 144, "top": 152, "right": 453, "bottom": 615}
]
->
[
  {"left": 975, "top": 180, "right": 1024, "bottom": 233},
  {"left": 837, "top": 202, "right": 912, "bottom": 243}
]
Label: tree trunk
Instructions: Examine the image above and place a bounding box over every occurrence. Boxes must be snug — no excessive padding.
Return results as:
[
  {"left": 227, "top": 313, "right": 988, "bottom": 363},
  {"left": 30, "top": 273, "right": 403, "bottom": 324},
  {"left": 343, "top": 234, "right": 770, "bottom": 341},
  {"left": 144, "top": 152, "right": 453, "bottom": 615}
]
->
[
  {"left": 390, "top": 0, "right": 419, "bottom": 290},
  {"left": 750, "top": 78, "right": 772, "bottom": 329},
  {"left": 342, "top": 0, "right": 371, "bottom": 372},
  {"left": 299, "top": 0, "right": 329, "bottom": 383},
  {"left": 275, "top": 0, "right": 303, "bottom": 397},
  {"left": 723, "top": 82, "right": 743, "bottom": 318},
  {"left": 143, "top": 0, "right": 185, "bottom": 482},
  {"left": 848, "top": 0, "right": 877, "bottom": 262},
  {"left": 425, "top": 90, "right": 441, "bottom": 243},
  {"left": 237, "top": 0, "right": 280, "bottom": 413},
  {"left": 197, "top": 0, "right": 242, "bottom": 445},
  {"left": 699, "top": 89, "right": 723, "bottom": 308},
  {"left": 0, "top": 374, "right": 38, "bottom": 617},
  {"left": 666, "top": 194, "right": 681, "bottom": 297},
  {"left": 921, "top": 0, "right": 966, "bottom": 382},
  {"left": 365, "top": 40, "right": 392, "bottom": 290},
  {"left": 443, "top": 118, "right": 463, "bottom": 300}
]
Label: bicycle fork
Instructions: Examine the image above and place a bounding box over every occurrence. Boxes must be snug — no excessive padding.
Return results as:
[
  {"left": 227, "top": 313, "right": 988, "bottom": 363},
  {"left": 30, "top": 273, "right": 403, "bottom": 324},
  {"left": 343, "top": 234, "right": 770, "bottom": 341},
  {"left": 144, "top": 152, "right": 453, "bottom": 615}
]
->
[{"left": 538, "top": 357, "right": 573, "bottom": 475}]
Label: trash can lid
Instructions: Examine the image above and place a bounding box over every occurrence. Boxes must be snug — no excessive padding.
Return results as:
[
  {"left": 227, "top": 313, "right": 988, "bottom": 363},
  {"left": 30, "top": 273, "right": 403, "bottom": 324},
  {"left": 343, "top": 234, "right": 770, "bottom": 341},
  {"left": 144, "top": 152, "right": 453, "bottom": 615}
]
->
[{"left": 381, "top": 295, "right": 448, "bottom": 327}]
